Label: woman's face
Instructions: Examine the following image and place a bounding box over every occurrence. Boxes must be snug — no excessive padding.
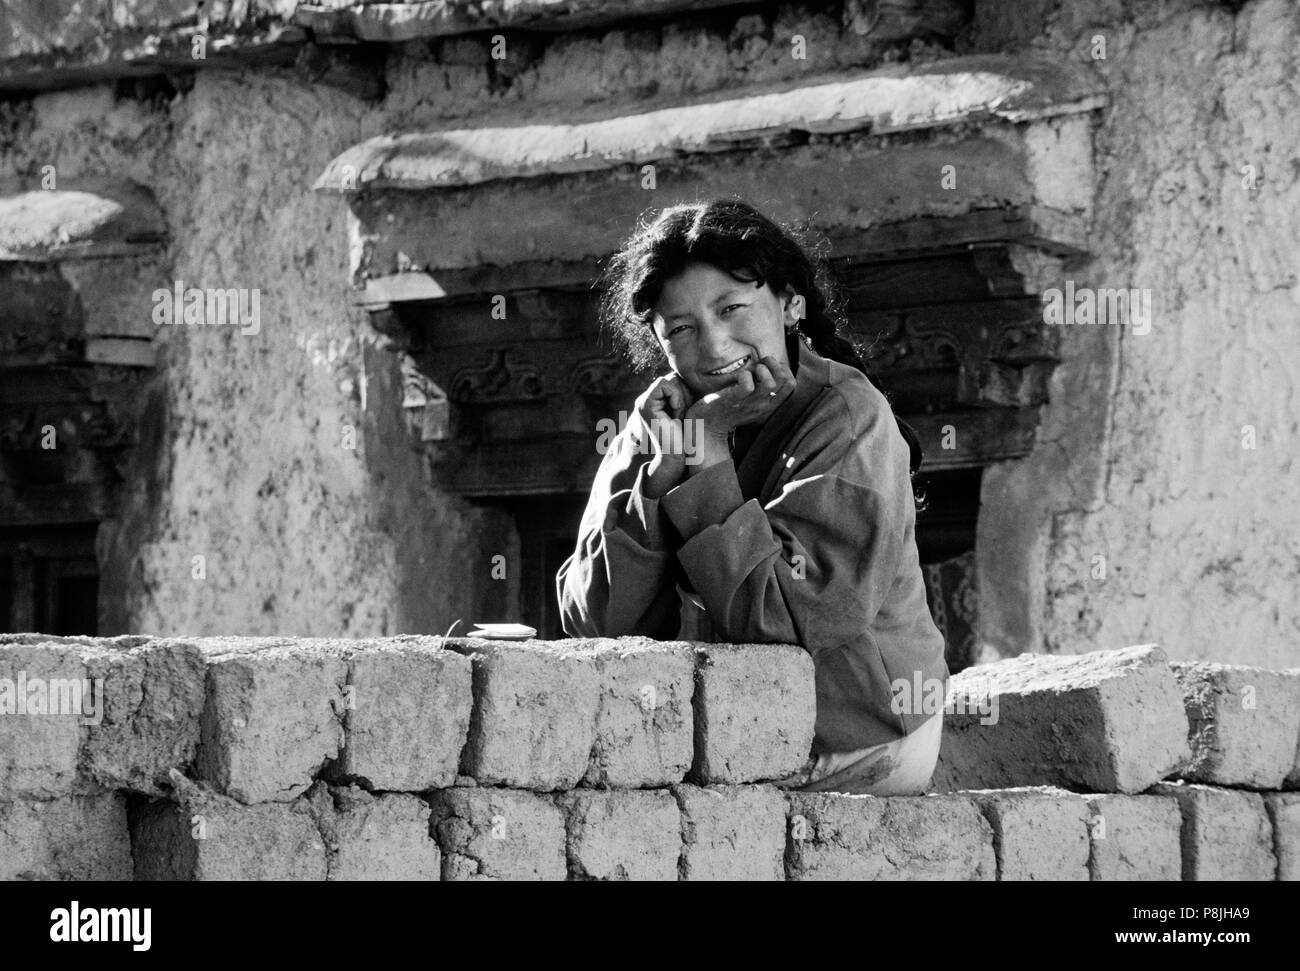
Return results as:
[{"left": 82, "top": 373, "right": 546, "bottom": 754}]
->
[{"left": 650, "top": 261, "right": 795, "bottom": 400}]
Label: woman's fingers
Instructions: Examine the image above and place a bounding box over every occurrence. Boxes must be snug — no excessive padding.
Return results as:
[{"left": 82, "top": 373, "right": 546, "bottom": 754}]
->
[
  {"left": 666, "top": 374, "right": 692, "bottom": 417},
  {"left": 761, "top": 355, "right": 796, "bottom": 392},
  {"left": 752, "top": 362, "right": 777, "bottom": 395}
]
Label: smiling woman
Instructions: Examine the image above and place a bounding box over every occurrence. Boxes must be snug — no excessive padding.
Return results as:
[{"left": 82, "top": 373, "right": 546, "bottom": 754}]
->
[{"left": 555, "top": 198, "right": 949, "bottom": 795}]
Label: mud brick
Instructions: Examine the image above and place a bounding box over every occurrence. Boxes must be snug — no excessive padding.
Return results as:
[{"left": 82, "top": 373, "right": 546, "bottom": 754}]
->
[
  {"left": 1082, "top": 793, "right": 1182, "bottom": 880},
  {"left": 313, "top": 786, "right": 441, "bottom": 881},
  {"left": 193, "top": 638, "right": 349, "bottom": 804},
  {"left": 1149, "top": 782, "right": 1275, "bottom": 880},
  {"left": 430, "top": 787, "right": 566, "bottom": 881},
  {"left": 690, "top": 643, "right": 815, "bottom": 784},
  {"left": 559, "top": 789, "right": 681, "bottom": 881},
  {"left": 965, "top": 787, "right": 1090, "bottom": 880},
  {"left": 1170, "top": 663, "right": 1300, "bottom": 789},
  {"left": 0, "top": 794, "right": 132, "bottom": 880},
  {"left": 672, "top": 784, "right": 785, "bottom": 881},
  {"left": 581, "top": 638, "right": 694, "bottom": 788},
  {"left": 937, "top": 645, "right": 1190, "bottom": 793},
  {"left": 131, "top": 773, "right": 327, "bottom": 880},
  {"left": 1263, "top": 793, "right": 1300, "bottom": 881},
  {"left": 785, "top": 792, "right": 995, "bottom": 880},
  {"left": 0, "top": 641, "right": 93, "bottom": 797},
  {"left": 340, "top": 640, "right": 472, "bottom": 791},
  {"left": 444, "top": 638, "right": 600, "bottom": 790},
  {"left": 82, "top": 639, "right": 206, "bottom": 795}
]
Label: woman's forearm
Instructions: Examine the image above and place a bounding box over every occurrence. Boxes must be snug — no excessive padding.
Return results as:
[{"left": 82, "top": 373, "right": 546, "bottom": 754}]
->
[{"left": 556, "top": 431, "right": 683, "bottom": 638}]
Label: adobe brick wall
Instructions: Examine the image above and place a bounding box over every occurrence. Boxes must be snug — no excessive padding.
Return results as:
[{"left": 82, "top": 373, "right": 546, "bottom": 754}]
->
[{"left": 1, "top": 636, "right": 1296, "bottom": 880}]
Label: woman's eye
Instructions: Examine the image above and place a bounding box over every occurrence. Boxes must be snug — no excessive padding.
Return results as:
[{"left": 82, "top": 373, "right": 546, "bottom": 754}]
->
[
  {"left": 667, "top": 324, "right": 691, "bottom": 338},
  {"left": 722, "top": 304, "right": 745, "bottom": 315}
]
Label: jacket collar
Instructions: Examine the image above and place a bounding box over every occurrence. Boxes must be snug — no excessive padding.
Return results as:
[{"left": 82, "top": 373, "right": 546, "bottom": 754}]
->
[{"left": 732, "top": 332, "right": 830, "bottom": 498}]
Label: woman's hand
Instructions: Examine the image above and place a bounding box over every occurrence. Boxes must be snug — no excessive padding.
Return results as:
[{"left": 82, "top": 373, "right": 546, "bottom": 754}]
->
[
  {"left": 685, "top": 355, "right": 796, "bottom": 446},
  {"left": 633, "top": 373, "right": 695, "bottom": 498}
]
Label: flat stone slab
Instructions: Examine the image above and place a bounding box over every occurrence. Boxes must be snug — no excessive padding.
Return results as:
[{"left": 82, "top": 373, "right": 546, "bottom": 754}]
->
[
  {"left": 558, "top": 789, "right": 681, "bottom": 881},
  {"left": 964, "top": 786, "right": 1090, "bottom": 880},
  {"left": 192, "top": 638, "right": 352, "bottom": 804},
  {"left": 578, "top": 638, "right": 695, "bottom": 788},
  {"left": 314, "top": 54, "right": 1104, "bottom": 192},
  {"left": 131, "top": 771, "right": 328, "bottom": 880},
  {"left": 443, "top": 637, "right": 602, "bottom": 790},
  {"left": 1148, "top": 782, "right": 1275, "bottom": 881},
  {"left": 430, "top": 787, "right": 567, "bottom": 881},
  {"left": 1171, "top": 662, "right": 1300, "bottom": 789},
  {"left": 0, "top": 640, "right": 100, "bottom": 797},
  {"left": 1082, "top": 793, "right": 1182, "bottom": 881},
  {"left": 338, "top": 639, "right": 472, "bottom": 791},
  {"left": 934, "top": 645, "right": 1191, "bottom": 794},
  {"left": 785, "top": 792, "right": 996, "bottom": 880},
  {"left": 310, "top": 785, "right": 441, "bottom": 881},
  {"left": 690, "top": 643, "right": 815, "bottom": 785},
  {"left": 0, "top": 177, "right": 166, "bottom": 260},
  {"left": 0, "top": 793, "right": 132, "bottom": 880},
  {"left": 672, "top": 784, "right": 786, "bottom": 881}
]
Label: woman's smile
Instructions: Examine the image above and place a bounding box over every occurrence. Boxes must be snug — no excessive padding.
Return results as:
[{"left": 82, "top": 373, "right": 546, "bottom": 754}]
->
[{"left": 702, "top": 354, "right": 751, "bottom": 377}]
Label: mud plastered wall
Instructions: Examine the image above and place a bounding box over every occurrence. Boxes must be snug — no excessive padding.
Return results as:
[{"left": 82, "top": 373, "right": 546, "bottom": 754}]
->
[
  {"left": 2, "top": 635, "right": 1297, "bottom": 880},
  {"left": 968, "top": 0, "right": 1300, "bottom": 666},
  {"left": 0, "top": 6, "right": 957, "bottom": 639},
  {"left": 2, "top": 1, "right": 1297, "bottom": 664},
  {"left": 0, "top": 77, "right": 511, "bottom": 636}
]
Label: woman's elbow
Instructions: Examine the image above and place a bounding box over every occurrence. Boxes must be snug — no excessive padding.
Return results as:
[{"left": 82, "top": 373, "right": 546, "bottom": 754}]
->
[{"left": 555, "top": 558, "right": 605, "bottom": 637}]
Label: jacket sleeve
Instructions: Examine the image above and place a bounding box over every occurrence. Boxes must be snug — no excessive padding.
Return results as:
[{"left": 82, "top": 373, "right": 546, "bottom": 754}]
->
[
  {"left": 657, "top": 389, "right": 910, "bottom": 650},
  {"left": 556, "top": 411, "right": 682, "bottom": 639}
]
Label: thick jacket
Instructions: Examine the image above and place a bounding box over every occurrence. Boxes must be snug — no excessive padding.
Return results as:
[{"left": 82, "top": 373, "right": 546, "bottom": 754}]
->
[{"left": 556, "top": 334, "right": 949, "bottom": 752}]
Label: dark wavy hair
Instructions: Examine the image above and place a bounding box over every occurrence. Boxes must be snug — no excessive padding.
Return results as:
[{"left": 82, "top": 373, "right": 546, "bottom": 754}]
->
[{"left": 594, "top": 197, "right": 924, "bottom": 480}]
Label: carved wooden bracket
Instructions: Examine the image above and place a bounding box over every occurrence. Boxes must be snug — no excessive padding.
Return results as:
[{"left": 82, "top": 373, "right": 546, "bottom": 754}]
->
[
  {"left": 363, "top": 206, "right": 1084, "bottom": 495},
  {"left": 312, "top": 54, "right": 1101, "bottom": 496}
]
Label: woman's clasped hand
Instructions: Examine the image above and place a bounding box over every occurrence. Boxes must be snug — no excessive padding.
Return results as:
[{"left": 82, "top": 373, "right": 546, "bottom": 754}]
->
[{"left": 634, "top": 354, "right": 796, "bottom": 499}]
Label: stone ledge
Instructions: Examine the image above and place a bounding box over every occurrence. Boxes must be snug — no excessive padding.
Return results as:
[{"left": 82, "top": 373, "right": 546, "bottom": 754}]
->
[
  {"left": 0, "top": 18, "right": 307, "bottom": 93},
  {"left": 4, "top": 634, "right": 1297, "bottom": 880},
  {"left": 314, "top": 54, "right": 1105, "bottom": 194},
  {"left": 0, "top": 177, "right": 167, "bottom": 261}
]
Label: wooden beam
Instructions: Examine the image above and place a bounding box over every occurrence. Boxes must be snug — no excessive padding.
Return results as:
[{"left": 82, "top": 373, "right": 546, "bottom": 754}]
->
[
  {"left": 352, "top": 206, "right": 1086, "bottom": 308},
  {"left": 904, "top": 407, "right": 1041, "bottom": 471},
  {"left": 425, "top": 403, "right": 1040, "bottom": 497},
  {"left": 0, "top": 484, "right": 109, "bottom": 527},
  {"left": 828, "top": 206, "right": 1089, "bottom": 260},
  {"left": 297, "top": 0, "right": 972, "bottom": 43},
  {"left": 430, "top": 437, "right": 604, "bottom": 497},
  {"left": 84, "top": 338, "right": 156, "bottom": 368}
]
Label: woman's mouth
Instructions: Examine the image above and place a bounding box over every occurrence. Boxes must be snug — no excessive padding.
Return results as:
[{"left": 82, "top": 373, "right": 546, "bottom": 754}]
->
[{"left": 703, "top": 355, "right": 750, "bottom": 377}]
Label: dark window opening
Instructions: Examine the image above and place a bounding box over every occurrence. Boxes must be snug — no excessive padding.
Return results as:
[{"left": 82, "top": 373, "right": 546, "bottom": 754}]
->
[{"left": 0, "top": 526, "right": 99, "bottom": 636}]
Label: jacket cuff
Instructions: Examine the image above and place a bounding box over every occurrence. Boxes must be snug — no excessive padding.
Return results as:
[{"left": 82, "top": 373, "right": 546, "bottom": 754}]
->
[{"left": 660, "top": 459, "right": 746, "bottom": 541}]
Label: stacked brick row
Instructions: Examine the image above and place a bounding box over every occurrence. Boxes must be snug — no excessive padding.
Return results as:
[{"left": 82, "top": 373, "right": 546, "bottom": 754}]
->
[{"left": 1, "top": 634, "right": 1296, "bottom": 880}]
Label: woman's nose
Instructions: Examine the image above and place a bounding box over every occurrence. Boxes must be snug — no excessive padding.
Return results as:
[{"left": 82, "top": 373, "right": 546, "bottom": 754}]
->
[{"left": 697, "top": 320, "right": 733, "bottom": 360}]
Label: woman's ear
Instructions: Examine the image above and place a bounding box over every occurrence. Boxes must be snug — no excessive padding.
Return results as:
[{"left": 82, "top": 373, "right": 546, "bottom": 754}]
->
[{"left": 779, "top": 284, "right": 800, "bottom": 328}]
